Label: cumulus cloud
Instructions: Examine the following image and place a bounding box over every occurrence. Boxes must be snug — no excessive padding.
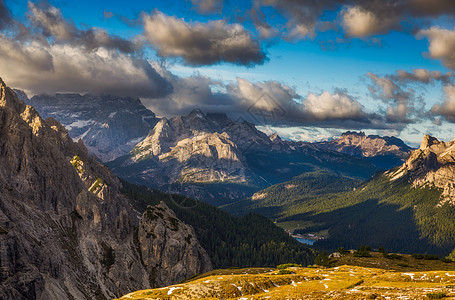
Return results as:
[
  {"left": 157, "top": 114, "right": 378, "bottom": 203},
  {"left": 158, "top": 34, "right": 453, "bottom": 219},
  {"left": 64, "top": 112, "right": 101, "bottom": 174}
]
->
[
  {"left": 142, "top": 11, "right": 266, "bottom": 66},
  {"left": 0, "top": 36, "right": 171, "bottom": 97},
  {"left": 395, "top": 69, "right": 453, "bottom": 84},
  {"left": 418, "top": 27, "right": 455, "bottom": 70},
  {"left": 257, "top": 0, "right": 334, "bottom": 41},
  {"left": 250, "top": 0, "right": 455, "bottom": 41},
  {"left": 144, "top": 67, "right": 387, "bottom": 129},
  {"left": 0, "top": 2, "right": 172, "bottom": 98},
  {"left": 28, "top": 2, "right": 137, "bottom": 53},
  {"left": 341, "top": 6, "right": 400, "bottom": 37},
  {"left": 431, "top": 85, "right": 455, "bottom": 122},
  {"left": 303, "top": 91, "right": 365, "bottom": 121},
  {"left": 367, "top": 72, "right": 424, "bottom": 123}
]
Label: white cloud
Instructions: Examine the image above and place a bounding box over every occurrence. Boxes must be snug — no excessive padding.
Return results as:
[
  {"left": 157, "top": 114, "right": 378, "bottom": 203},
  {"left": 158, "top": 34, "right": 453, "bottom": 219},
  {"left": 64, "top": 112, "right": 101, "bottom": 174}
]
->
[
  {"left": 0, "top": 36, "right": 171, "bottom": 97},
  {"left": 303, "top": 91, "right": 365, "bottom": 121},
  {"left": 142, "top": 11, "right": 266, "bottom": 66},
  {"left": 341, "top": 6, "right": 399, "bottom": 37},
  {"left": 431, "top": 85, "right": 455, "bottom": 122},
  {"left": 418, "top": 27, "right": 455, "bottom": 69}
]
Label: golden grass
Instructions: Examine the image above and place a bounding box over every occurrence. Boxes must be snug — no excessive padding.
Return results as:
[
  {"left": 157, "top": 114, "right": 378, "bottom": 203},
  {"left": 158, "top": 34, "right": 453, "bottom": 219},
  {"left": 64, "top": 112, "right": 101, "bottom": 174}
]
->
[{"left": 117, "top": 263, "right": 455, "bottom": 300}]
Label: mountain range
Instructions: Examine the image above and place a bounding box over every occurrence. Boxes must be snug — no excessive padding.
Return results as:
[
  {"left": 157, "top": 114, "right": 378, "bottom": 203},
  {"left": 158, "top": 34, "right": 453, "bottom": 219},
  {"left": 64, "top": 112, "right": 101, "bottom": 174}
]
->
[
  {"left": 315, "top": 131, "right": 412, "bottom": 169},
  {"left": 22, "top": 91, "right": 414, "bottom": 205},
  {"left": 1, "top": 80, "right": 313, "bottom": 299},
  {"left": 107, "top": 109, "right": 379, "bottom": 205}
]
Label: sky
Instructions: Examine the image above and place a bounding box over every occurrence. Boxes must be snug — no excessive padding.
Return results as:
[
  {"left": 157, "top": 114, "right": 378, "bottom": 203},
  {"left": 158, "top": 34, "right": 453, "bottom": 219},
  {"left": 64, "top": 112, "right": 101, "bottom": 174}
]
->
[{"left": 2, "top": 0, "right": 455, "bottom": 146}]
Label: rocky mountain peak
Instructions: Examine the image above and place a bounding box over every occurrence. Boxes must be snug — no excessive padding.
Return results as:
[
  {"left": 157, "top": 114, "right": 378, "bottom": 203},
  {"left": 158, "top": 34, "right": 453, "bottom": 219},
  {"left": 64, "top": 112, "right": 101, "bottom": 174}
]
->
[
  {"left": 269, "top": 133, "right": 282, "bottom": 143},
  {"left": 188, "top": 108, "right": 205, "bottom": 118},
  {"left": 420, "top": 134, "right": 440, "bottom": 150},
  {"left": 1, "top": 78, "right": 25, "bottom": 112},
  {"left": 388, "top": 135, "right": 455, "bottom": 206}
]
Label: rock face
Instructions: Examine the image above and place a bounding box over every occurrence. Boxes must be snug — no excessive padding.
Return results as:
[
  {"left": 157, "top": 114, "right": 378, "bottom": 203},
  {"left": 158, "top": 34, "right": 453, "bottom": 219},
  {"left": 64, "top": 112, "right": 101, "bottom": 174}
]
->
[
  {"left": 108, "top": 110, "right": 378, "bottom": 203},
  {"left": 138, "top": 202, "right": 212, "bottom": 286},
  {"left": 28, "top": 93, "right": 159, "bottom": 162},
  {"left": 0, "top": 79, "right": 211, "bottom": 300},
  {"left": 109, "top": 110, "right": 264, "bottom": 187},
  {"left": 387, "top": 134, "right": 455, "bottom": 206},
  {"left": 315, "top": 131, "right": 412, "bottom": 169}
]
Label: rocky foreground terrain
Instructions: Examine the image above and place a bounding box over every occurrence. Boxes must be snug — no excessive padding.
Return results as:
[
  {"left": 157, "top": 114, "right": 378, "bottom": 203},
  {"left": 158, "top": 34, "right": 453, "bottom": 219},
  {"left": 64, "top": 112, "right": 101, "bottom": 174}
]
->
[{"left": 0, "top": 79, "right": 211, "bottom": 300}]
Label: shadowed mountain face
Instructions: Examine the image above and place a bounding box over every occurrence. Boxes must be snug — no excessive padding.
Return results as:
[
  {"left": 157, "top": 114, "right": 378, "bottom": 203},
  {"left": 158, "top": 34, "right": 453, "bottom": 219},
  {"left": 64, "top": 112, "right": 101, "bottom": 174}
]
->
[
  {"left": 0, "top": 80, "right": 211, "bottom": 300},
  {"left": 107, "top": 110, "right": 378, "bottom": 205},
  {"left": 315, "top": 131, "right": 412, "bottom": 169},
  {"left": 27, "top": 93, "right": 159, "bottom": 162}
]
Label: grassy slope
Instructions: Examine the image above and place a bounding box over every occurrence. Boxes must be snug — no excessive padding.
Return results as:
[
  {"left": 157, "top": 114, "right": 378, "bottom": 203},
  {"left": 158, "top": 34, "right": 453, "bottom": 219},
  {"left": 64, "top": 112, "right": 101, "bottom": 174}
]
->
[
  {"left": 117, "top": 255, "right": 455, "bottom": 300},
  {"left": 226, "top": 170, "right": 455, "bottom": 256}
]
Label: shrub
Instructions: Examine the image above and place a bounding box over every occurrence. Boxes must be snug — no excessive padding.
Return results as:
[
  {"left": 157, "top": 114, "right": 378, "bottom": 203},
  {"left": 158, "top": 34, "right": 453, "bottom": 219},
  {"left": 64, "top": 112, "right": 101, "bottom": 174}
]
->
[
  {"left": 277, "top": 263, "right": 302, "bottom": 269},
  {"left": 354, "top": 246, "right": 371, "bottom": 258},
  {"left": 383, "top": 253, "right": 402, "bottom": 260},
  {"left": 314, "top": 251, "right": 331, "bottom": 267},
  {"left": 426, "top": 292, "right": 447, "bottom": 299},
  {"left": 337, "top": 247, "right": 348, "bottom": 254},
  {"left": 424, "top": 254, "right": 439, "bottom": 260},
  {"left": 412, "top": 253, "right": 424, "bottom": 259}
]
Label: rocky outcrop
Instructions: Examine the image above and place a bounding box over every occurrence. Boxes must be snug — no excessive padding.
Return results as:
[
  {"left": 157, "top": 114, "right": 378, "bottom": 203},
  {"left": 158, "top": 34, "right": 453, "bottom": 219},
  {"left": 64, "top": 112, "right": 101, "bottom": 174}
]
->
[
  {"left": 138, "top": 202, "right": 212, "bottom": 287},
  {"left": 0, "top": 79, "right": 211, "bottom": 300},
  {"left": 387, "top": 134, "right": 455, "bottom": 206},
  {"left": 27, "top": 93, "right": 159, "bottom": 162},
  {"left": 315, "top": 131, "right": 412, "bottom": 169}
]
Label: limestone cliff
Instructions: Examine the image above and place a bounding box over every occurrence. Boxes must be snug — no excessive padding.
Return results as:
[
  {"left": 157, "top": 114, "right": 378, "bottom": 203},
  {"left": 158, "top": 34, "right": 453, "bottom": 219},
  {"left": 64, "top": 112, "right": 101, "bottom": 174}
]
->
[
  {"left": 0, "top": 78, "right": 211, "bottom": 300},
  {"left": 387, "top": 134, "right": 455, "bottom": 206}
]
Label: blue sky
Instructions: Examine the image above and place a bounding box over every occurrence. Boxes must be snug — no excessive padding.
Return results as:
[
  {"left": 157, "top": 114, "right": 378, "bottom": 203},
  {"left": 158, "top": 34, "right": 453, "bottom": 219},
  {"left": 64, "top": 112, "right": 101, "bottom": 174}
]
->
[{"left": 2, "top": 0, "right": 455, "bottom": 146}]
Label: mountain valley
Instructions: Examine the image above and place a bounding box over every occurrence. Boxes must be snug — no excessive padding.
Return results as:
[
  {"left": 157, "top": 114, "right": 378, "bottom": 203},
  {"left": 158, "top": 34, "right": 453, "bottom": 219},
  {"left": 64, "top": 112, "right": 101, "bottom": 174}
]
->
[{"left": 228, "top": 134, "right": 455, "bottom": 256}]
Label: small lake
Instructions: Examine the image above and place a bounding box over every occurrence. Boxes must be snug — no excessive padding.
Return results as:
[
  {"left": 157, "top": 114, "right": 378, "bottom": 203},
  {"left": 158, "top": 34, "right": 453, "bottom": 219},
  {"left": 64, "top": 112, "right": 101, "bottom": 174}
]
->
[{"left": 294, "top": 238, "right": 316, "bottom": 245}]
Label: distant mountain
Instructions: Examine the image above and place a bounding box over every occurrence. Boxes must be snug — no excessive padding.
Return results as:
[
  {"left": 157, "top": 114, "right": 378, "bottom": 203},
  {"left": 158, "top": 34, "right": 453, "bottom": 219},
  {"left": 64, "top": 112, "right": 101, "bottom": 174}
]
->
[
  {"left": 314, "top": 131, "right": 412, "bottom": 169},
  {"left": 28, "top": 93, "right": 159, "bottom": 162},
  {"left": 108, "top": 110, "right": 378, "bottom": 205},
  {"left": 0, "top": 80, "right": 211, "bottom": 299},
  {"left": 232, "top": 135, "right": 455, "bottom": 256}
]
